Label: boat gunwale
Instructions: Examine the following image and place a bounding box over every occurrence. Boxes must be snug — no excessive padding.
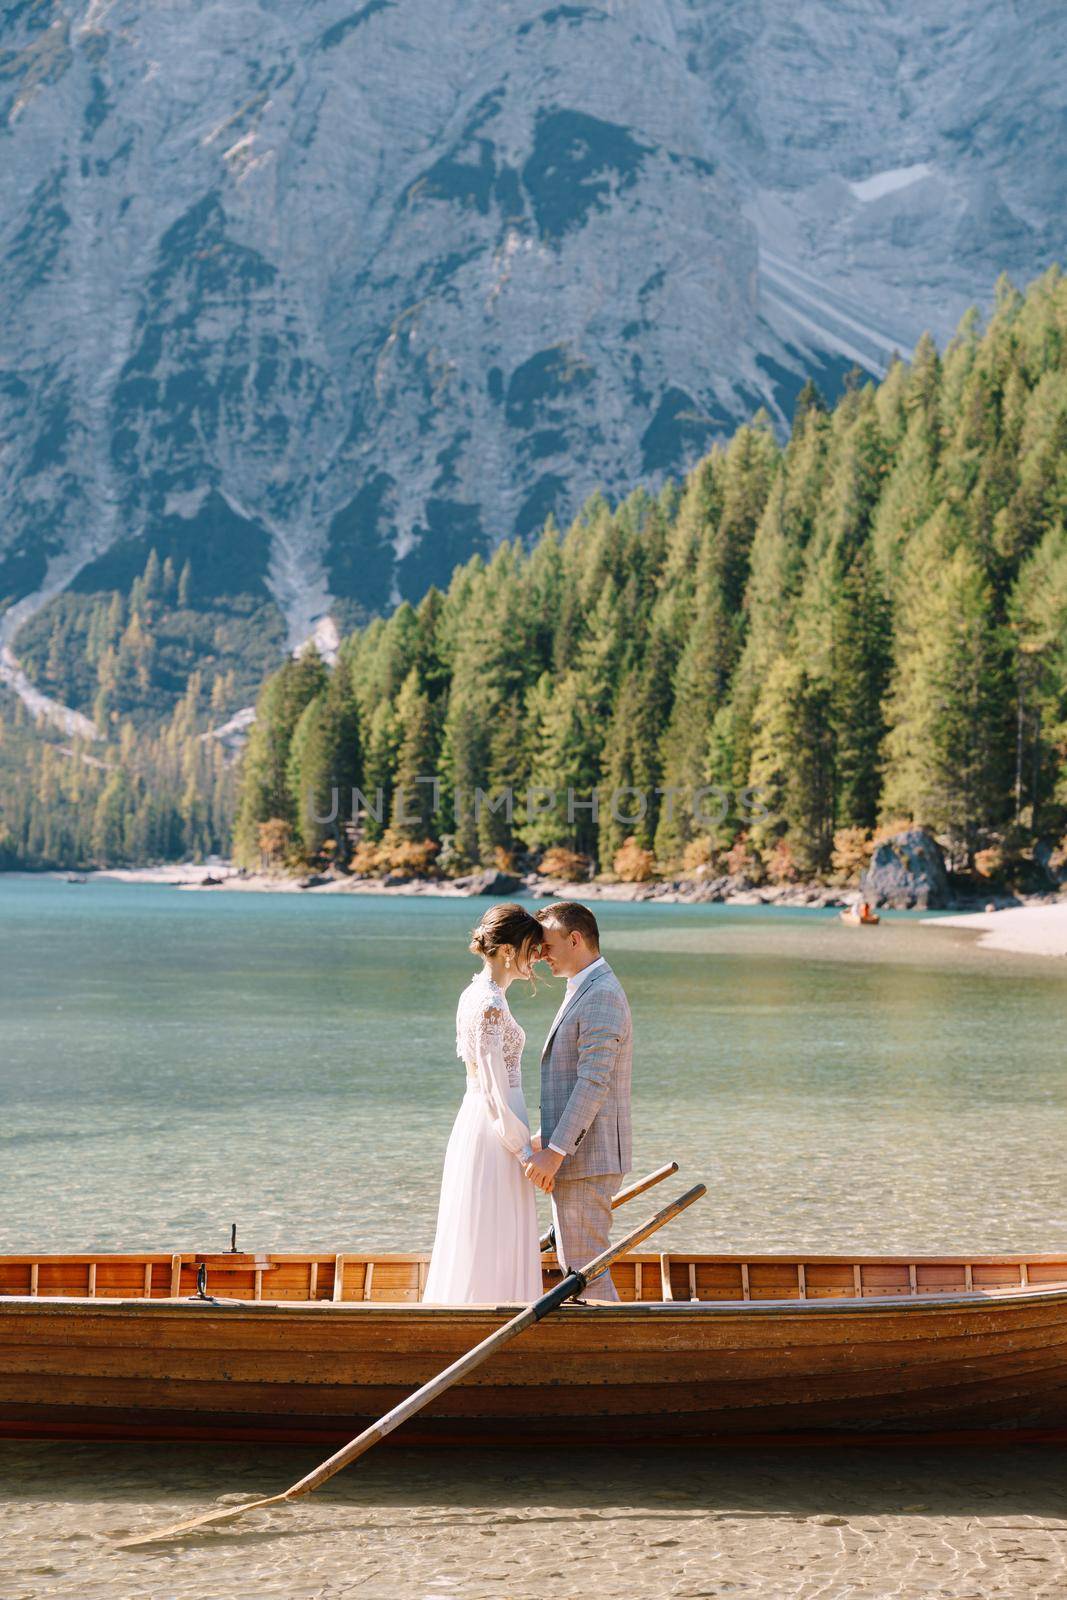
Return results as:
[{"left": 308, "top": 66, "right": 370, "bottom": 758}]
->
[
  {"left": 4, "top": 1251, "right": 1067, "bottom": 1267},
  {"left": 3, "top": 1284, "right": 1067, "bottom": 1317}
]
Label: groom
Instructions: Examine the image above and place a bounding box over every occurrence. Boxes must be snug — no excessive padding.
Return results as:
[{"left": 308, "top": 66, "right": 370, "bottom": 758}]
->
[{"left": 523, "top": 901, "right": 632, "bottom": 1302}]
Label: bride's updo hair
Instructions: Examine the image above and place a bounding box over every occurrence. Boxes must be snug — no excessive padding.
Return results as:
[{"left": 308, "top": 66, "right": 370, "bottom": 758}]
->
[{"left": 469, "top": 902, "right": 543, "bottom": 978}]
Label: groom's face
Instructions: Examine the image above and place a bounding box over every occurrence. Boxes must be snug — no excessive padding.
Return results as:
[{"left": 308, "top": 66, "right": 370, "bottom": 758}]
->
[{"left": 537, "top": 919, "right": 581, "bottom": 976}]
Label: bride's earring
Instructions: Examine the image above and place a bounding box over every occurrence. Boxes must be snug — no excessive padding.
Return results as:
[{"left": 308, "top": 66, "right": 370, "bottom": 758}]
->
[{"left": 504, "top": 950, "right": 512, "bottom": 970}]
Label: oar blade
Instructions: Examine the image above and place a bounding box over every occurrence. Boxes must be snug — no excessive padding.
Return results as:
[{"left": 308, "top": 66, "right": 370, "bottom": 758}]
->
[{"left": 110, "top": 1490, "right": 287, "bottom": 1549}]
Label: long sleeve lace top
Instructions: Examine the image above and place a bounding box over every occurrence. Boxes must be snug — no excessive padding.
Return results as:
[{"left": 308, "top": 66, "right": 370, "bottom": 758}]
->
[{"left": 455, "top": 972, "right": 534, "bottom": 1163}]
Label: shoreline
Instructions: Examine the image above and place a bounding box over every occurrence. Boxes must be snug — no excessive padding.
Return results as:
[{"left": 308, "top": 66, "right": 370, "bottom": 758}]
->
[
  {"left": 44, "top": 860, "right": 847, "bottom": 905},
  {"left": 30, "top": 861, "right": 1067, "bottom": 939},
  {"left": 923, "top": 902, "right": 1067, "bottom": 958}
]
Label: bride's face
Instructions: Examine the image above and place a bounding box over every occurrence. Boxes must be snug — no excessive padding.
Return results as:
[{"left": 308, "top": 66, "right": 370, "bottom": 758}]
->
[{"left": 512, "top": 935, "right": 542, "bottom": 979}]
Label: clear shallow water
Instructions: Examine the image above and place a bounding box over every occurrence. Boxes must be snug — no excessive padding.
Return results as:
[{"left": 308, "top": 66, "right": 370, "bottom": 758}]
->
[{"left": 0, "top": 875, "right": 1064, "bottom": 1256}]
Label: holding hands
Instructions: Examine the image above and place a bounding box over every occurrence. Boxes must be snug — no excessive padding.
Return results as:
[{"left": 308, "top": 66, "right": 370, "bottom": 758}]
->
[{"left": 523, "top": 1145, "right": 563, "bottom": 1194}]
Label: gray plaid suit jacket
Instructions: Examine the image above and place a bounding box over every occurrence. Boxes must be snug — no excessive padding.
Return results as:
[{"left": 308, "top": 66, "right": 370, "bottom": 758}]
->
[{"left": 540, "top": 961, "right": 632, "bottom": 1180}]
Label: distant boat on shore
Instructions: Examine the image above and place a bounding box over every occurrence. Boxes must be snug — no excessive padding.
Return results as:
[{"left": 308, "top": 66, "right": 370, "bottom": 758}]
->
[
  {"left": 65, "top": 873, "right": 87, "bottom": 884},
  {"left": 840, "top": 904, "right": 880, "bottom": 926},
  {"left": 3, "top": 1246, "right": 1066, "bottom": 1447}
]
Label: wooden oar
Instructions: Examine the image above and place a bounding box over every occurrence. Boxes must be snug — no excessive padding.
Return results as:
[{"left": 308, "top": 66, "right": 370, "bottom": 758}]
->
[
  {"left": 112, "top": 1181, "right": 705, "bottom": 1550},
  {"left": 539, "top": 1160, "right": 678, "bottom": 1252}
]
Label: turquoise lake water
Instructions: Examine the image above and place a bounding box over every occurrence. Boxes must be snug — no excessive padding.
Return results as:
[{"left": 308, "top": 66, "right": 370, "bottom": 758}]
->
[{"left": 0, "top": 875, "right": 1064, "bottom": 1256}]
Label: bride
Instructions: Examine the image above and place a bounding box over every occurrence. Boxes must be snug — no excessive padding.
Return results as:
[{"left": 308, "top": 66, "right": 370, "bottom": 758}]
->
[{"left": 422, "top": 903, "right": 546, "bottom": 1304}]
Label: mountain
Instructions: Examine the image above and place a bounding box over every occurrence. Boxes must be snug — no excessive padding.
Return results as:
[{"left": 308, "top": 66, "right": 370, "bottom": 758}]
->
[{"left": 1, "top": 0, "right": 1064, "bottom": 734}]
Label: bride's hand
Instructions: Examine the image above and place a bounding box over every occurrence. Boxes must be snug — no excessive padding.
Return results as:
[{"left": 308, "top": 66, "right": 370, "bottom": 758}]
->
[
  {"left": 531, "top": 1132, "right": 543, "bottom": 1152},
  {"left": 523, "top": 1148, "right": 562, "bottom": 1193}
]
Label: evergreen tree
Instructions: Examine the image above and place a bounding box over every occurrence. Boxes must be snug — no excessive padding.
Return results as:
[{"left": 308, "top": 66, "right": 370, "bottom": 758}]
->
[
  {"left": 749, "top": 656, "right": 835, "bottom": 875},
  {"left": 829, "top": 547, "right": 891, "bottom": 830},
  {"left": 359, "top": 696, "right": 399, "bottom": 843},
  {"left": 598, "top": 670, "right": 647, "bottom": 861},
  {"left": 233, "top": 648, "right": 329, "bottom": 866},
  {"left": 143, "top": 547, "right": 162, "bottom": 600},
  {"left": 522, "top": 669, "right": 598, "bottom": 855},
  {"left": 472, "top": 696, "right": 523, "bottom": 862},
  {"left": 286, "top": 655, "right": 363, "bottom": 858},
  {"left": 389, "top": 668, "right": 438, "bottom": 840},
  {"left": 881, "top": 517, "right": 1009, "bottom": 863},
  {"left": 1008, "top": 520, "right": 1067, "bottom": 825},
  {"left": 90, "top": 770, "right": 132, "bottom": 865},
  {"left": 442, "top": 694, "right": 487, "bottom": 865}
]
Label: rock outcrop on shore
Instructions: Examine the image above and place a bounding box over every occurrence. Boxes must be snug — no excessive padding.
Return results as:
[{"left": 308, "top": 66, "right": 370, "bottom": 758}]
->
[
  {"left": 449, "top": 869, "right": 524, "bottom": 898},
  {"left": 860, "top": 828, "right": 951, "bottom": 909}
]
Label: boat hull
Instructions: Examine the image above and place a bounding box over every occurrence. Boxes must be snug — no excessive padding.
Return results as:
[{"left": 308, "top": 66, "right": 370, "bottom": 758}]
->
[{"left": 3, "top": 1289, "right": 1067, "bottom": 1447}]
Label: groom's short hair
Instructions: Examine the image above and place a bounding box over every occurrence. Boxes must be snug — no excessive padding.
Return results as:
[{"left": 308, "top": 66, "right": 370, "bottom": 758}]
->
[{"left": 537, "top": 900, "right": 600, "bottom": 951}]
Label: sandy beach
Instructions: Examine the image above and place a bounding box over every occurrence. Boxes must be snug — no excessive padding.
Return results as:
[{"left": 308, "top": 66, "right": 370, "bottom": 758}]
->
[
  {"left": 69, "top": 861, "right": 243, "bottom": 887},
  {"left": 927, "top": 901, "right": 1067, "bottom": 958},
  {"left": 3, "top": 1439, "right": 1066, "bottom": 1599}
]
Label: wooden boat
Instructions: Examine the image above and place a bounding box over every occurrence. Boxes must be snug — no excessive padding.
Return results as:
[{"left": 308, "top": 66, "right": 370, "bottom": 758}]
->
[
  {"left": 3, "top": 1248, "right": 1067, "bottom": 1447},
  {"left": 840, "top": 907, "right": 880, "bottom": 925}
]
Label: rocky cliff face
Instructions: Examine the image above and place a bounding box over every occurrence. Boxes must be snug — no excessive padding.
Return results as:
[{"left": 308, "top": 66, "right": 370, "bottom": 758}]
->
[{"left": 1, "top": 0, "right": 1063, "bottom": 688}]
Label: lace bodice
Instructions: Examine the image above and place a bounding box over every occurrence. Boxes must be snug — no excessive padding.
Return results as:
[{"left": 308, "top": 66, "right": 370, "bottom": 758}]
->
[{"left": 456, "top": 971, "right": 526, "bottom": 1088}]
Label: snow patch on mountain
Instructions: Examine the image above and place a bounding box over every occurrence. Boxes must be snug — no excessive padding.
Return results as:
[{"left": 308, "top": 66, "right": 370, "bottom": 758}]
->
[{"left": 849, "top": 164, "right": 935, "bottom": 203}]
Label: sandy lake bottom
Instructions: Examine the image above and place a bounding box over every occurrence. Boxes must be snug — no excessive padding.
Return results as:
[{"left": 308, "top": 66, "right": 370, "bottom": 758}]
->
[{"left": 2, "top": 1439, "right": 1066, "bottom": 1599}]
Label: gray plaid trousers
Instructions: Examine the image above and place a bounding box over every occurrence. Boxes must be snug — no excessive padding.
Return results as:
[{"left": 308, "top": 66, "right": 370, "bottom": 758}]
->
[{"left": 551, "top": 1172, "right": 623, "bottom": 1301}]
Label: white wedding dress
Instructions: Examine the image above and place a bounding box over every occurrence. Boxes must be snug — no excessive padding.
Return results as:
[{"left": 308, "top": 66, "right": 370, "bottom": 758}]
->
[{"left": 422, "top": 969, "right": 543, "bottom": 1304}]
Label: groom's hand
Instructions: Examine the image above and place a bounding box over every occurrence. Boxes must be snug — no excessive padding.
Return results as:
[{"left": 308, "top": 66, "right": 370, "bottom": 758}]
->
[
  {"left": 531, "top": 1132, "right": 543, "bottom": 1152},
  {"left": 524, "top": 1147, "right": 563, "bottom": 1193}
]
